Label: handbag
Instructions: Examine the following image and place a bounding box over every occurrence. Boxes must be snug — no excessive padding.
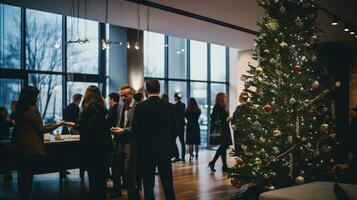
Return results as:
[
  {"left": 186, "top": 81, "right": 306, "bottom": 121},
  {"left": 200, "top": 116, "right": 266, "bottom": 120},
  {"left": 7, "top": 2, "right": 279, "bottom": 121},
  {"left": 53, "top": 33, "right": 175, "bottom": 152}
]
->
[{"left": 209, "top": 113, "right": 222, "bottom": 145}]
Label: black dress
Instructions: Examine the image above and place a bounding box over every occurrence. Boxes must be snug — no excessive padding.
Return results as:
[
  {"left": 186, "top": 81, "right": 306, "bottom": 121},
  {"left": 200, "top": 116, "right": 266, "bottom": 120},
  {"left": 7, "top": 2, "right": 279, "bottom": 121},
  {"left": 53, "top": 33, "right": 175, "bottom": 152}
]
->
[
  {"left": 185, "top": 110, "right": 201, "bottom": 145},
  {"left": 79, "top": 104, "right": 112, "bottom": 200},
  {"left": 210, "top": 105, "right": 232, "bottom": 146}
]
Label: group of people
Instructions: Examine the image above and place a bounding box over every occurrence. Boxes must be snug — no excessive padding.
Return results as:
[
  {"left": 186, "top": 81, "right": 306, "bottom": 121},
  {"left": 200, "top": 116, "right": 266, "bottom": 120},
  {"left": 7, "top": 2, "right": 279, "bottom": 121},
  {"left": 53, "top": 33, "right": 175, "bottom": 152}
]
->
[{"left": 4, "top": 79, "right": 209, "bottom": 200}]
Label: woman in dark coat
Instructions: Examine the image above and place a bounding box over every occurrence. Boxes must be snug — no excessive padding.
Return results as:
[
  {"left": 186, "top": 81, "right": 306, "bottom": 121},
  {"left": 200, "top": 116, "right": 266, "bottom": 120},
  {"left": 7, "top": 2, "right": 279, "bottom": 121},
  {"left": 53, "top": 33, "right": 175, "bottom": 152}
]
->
[
  {"left": 232, "top": 91, "right": 249, "bottom": 156},
  {"left": 13, "top": 86, "right": 64, "bottom": 200},
  {"left": 185, "top": 97, "right": 201, "bottom": 162},
  {"left": 208, "top": 92, "right": 232, "bottom": 172},
  {"left": 79, "top": 85, "right": 112, "bottom": 200}
]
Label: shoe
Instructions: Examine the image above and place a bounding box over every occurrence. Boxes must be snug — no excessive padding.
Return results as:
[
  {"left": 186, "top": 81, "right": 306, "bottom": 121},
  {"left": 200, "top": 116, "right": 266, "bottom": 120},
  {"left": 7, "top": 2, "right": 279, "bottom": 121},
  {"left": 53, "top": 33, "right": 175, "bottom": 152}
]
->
[
  {"left": 189, "top": 154, "right": 194, "bottom": 162},
  {"left": 172, "top": 158, "right": 181, "bottom": 163},
  {"left": 111, "top": 191, "right": 122, "bottom": 198},
  {"left": 182, "top": 157, "right": 186, "bottom": 162},
  {"left": 208, "top": 161, "right": 216, "bottom": 172}
]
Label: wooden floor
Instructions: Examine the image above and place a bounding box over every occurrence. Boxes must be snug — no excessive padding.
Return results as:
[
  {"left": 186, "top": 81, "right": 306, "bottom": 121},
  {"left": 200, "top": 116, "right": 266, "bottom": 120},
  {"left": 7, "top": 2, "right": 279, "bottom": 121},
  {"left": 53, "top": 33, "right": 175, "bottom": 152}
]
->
[{"left": 0, "top": 149, "right": 239, "bottom": 200}]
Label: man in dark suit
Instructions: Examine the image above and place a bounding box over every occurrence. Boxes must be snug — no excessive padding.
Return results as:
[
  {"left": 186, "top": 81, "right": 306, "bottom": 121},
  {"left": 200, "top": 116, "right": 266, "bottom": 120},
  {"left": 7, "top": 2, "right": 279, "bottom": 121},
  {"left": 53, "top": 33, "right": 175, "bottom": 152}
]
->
[
  {"left": 62, "top": 93, "right": 82, "bottom": 135},
  {"left": 108, "top": 92, "right": 120, "bottom": 127},
  {"left": 173, "top": 92, "right": 186, "bottom": 162},
  {"left": 111, "top": 85, "right": 139, "bottom": 199},
  {"left": 132, "top": 79, "right": 176, "bottom": 200},
  {"left": 61, "top": 93, "right": 82, "bottom": 177},
  {"left": 161, "top": 94, "right": 179, "bottom": 160}
]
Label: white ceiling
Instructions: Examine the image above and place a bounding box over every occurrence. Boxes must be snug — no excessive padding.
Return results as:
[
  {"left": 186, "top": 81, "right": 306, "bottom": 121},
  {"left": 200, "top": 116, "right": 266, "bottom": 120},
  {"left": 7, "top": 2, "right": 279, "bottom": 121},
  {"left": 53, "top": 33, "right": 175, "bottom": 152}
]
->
[{"left": 1, "top": 0, "right": 357, "bottom": 49}]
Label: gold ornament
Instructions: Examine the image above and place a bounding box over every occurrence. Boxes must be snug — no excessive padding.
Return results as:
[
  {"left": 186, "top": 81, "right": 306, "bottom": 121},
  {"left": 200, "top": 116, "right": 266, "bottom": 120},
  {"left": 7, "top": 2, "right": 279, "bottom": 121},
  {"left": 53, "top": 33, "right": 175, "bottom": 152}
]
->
[
  {"left": 254, "top": 157, "right": 262, "bottom": 166},
  {"left": 259, "top": 137, "right": 266, "bottom": 145},
  {"left": 295, "top": 176, "right": 305, "bottom": 185},
  {"left": 255, "top": 66, "right": 263, "bottom": 76},
  {"left": 280, "top": 42, "right": 288, "bottom": 48},
  {"left": 320, "top": 124, "right": 329, "bottom": 132},
  {"left": 266, "top": 19, "right": 279, "bottom": 31},
  {"left": 311, "top": 81, "right": 320, "bottom": 89},
  {"left": 311, "top": 54, "right": 317, "bottom": 62},
  {"left": 287, "top": 136, "right": 293, "bottom": 144},
  {"left": 268, "top": 185, "right": 276, "bottom": 190},
  {"left": 335, "top": 81, "right": 342, "bottom": 88},
  {"left": 273, "top": 129, "right": 282, "bottom": 137},
  {"left": 241, "top": 145, "right": 248, "bottom": 151}
]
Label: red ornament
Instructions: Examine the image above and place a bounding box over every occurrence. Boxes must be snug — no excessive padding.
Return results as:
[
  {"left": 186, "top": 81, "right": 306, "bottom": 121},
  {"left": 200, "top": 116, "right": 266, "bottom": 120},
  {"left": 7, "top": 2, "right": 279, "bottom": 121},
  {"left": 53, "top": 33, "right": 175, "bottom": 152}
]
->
[
  {"left": 236, "top": 157, "right": 244, "bottom": 165},
  {"left": 264, "top": 104, "right": 272, "bottom": 112},
  {"left": 294, "top": 65, "right": 302, "bottom": 73}
]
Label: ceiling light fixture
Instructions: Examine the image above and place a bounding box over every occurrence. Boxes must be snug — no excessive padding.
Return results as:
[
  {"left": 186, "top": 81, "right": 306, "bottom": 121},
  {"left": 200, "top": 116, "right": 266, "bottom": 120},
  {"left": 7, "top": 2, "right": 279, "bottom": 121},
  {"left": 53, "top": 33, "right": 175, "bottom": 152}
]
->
[{"left": 331, "top": 17, "right": 338, "bottom": 26}]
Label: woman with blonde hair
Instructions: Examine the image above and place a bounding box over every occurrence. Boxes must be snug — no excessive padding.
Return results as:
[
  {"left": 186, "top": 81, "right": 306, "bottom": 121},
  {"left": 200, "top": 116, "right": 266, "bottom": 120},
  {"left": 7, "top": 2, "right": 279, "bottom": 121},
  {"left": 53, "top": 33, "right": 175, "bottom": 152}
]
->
[
  {"left": 208, "top": 92, "right": 232, "bottom": 172},
  {"left": 79, "top": 85, "right": 112, "bottom": 199}
]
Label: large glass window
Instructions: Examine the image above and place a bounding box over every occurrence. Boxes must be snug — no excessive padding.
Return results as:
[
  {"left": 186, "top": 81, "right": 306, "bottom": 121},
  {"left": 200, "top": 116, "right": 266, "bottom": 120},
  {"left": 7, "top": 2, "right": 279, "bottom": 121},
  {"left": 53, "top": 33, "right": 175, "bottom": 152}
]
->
[
  {"left": 26, "top": 9, "right": 62, "bottom": 72},
  {"left": 190, "top": 40, "right": 207, "bottom": 81},
  {"left": 67, "top": 82, "right": 97, "bottom": 104},
  {"left": 67, "top": 17, "right": 99, "bottom": 74},
  {"left": 210, "top": 44, "right": 226, "bottom": 82},
  {"left": 168, "top": 36, "right": 186, "bottom": 79},
  {"left": 190, "top": 82, "right": 208, "bottom": 147},
  {"left": 211, "top": 83, "right": 227, "bottom": 111},
  {"left": 0, "top": 4, "right": 21, "bottom": 69},
  {"left": 28, "top": 74, "right": 62, "bottom": 123},
  {"left": 168, "top": 81, "right": 187, "bottom": 104},
  {"left": 144, "top": 31, "right": 165, "bottom": 78},
  {"left": 0, "top": 78, "right": 21, "bottom": 111}
]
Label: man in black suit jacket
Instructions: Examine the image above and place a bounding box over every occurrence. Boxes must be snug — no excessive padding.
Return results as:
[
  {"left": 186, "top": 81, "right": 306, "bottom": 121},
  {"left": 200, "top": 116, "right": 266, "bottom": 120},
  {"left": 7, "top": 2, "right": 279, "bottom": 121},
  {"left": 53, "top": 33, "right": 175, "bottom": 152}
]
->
[
  {"left": 61, "top": 93, "right": 82, "bottom": 177},
  {"left": 132, "top": 79, "right": 176, "bottom": 200},
  {"left": 108, "top": 92, "right": 120, "bottom": 127},
  {"left": 173, "top": 92, "right": 186, "bottom": 162},
  {"left": 111, "top": 85, "right": 139, "bottom": 199},
  {"left": 62, "top": 93, "right": 82, "bottom": 134}
]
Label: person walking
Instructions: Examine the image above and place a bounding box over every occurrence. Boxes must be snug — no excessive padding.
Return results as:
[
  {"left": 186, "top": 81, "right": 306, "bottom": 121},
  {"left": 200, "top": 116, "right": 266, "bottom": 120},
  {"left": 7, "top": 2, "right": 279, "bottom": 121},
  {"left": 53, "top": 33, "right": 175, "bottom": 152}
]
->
[{"left": 185, "top": 98, "right": 201, "bottom": 162}]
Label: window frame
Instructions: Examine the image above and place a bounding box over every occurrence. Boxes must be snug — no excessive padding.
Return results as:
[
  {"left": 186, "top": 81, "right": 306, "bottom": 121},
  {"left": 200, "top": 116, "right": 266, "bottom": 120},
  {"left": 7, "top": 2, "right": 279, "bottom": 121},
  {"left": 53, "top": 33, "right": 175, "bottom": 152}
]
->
[
  {"left": 144, "top": 32, "right": 230, "bottom": 148},
  {"left": 0, "top": 4, "right": 108, "bottom": 121}
]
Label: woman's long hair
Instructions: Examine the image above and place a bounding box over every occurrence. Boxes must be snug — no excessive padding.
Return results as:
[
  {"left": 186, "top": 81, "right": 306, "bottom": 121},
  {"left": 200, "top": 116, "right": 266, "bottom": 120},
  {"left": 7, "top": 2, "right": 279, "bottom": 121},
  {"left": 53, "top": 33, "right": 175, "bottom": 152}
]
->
[
  {"left": 215, "top": 92, "right": 227, "bottom": 108},
  {"left": 16, "top": 86, "right": 40, "bottom": 119},
  {"left": 81, "top": 85, "right": 105, "bottom": 111},
  {"left": 186, "top": 97, "right": 201, "bottom": 114}
]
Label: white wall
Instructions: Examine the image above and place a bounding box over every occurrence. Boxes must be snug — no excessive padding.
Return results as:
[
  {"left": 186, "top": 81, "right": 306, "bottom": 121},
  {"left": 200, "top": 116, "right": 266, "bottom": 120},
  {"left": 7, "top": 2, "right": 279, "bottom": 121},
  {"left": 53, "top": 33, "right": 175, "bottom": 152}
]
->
[{"left": 229, "top": 49, "right": 257, "bottom": 114}]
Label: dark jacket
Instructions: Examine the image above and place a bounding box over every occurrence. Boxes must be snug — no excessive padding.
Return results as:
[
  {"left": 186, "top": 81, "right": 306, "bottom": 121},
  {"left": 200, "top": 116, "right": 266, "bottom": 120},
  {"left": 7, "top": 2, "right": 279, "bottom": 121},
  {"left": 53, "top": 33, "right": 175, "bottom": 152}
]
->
[
  {"left": 114, "top": 100, "right": 137, "bottom": 154},
  {"left": 348, "top": 117, "right": 357, "bottom": 179},
  {"left": 62, "top": 103, "right": 80, "bottom": 134},
  {"left": 108, "top": 103, "right": 119, "bottom": 128},
  {"left": 0, "top": 116, "right": 11, "bottom": 139},
  {"left": 232, "top": 103, "right": 249, "bottom": 134},
  {"left": 79, "top": 104, "right": 112, "bottom": 167},
  {"left": 174, "top": 100, "right": 186, "bottom": 134},
  {"left": 210, "top": 105, "right": 232, "bottom": 146},
  {"left": 185, "top": 110, "right": 201, "bottom": 145},
  {"left": 132, "top": 96, "right": 176, "bottom": 160},
  {"left": 13, "top": 106, "right": 60, "bottom": 155}
]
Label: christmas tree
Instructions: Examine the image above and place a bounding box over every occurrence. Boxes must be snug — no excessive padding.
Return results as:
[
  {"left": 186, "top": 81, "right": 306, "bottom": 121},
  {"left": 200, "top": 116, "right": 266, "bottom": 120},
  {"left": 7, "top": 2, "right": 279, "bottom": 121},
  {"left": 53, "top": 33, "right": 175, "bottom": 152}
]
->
[{"left": 231, "top": 0, "right": 336, "bottom": 189}]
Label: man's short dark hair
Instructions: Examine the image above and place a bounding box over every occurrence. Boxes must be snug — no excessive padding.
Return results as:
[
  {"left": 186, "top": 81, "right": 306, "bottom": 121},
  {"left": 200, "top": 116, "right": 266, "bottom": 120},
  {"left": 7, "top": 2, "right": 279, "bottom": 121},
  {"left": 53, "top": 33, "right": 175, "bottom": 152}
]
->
[
  {"left": 161, "top": 93, "right": 169, "bottom": 102},
  {"left": 174, "top": 92, "right": 182, "bottom": 100},
  {"left": 72, "top": 93, "right": 83, "bottom": 102},
  {"left": 109, "top": 92, "right": 120, "bottom": 102},
  {"left": 133, "top": 92, "right": 143, "bottom": 102},
  {"left": 145, "top": 79, "right": 160, "bottom": 94}
]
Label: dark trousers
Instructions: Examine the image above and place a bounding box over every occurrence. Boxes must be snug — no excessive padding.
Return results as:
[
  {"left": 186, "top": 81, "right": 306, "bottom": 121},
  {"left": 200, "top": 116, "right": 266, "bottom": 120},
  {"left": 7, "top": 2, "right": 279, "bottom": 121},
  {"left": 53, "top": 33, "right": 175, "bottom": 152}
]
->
[
  {"left": 112, "top": 152, "right": 139, "bottom": 199},
  {"left": 211, "top": 144, "right": 229, "bottom": 168},
  {"left": 173, "top": 127, "right": 186, "bottom": 159},
  {"left": 16, "top": 154, "right": 43, "bottom": 200},
  {"left": 141, "top": 158, "right": 176, "bottom": 200},
  {"left": 87, "top": 161, "right": 107, "bottom": 200}
]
